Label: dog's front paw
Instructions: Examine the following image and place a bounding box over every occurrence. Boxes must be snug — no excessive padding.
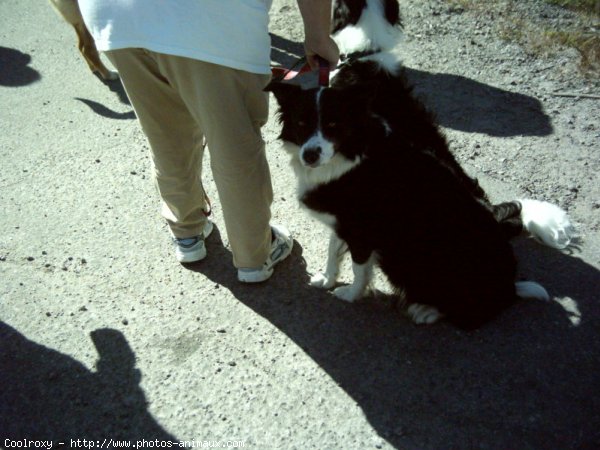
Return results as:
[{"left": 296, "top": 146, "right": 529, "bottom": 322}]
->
[
  {"left": 310, "top": 272, "right": 336, "bottom": 289},
  {"left": 332, "top": 285, "right": 363, "bottom": 303},
  {"left": 407, "top": 304, "right": 443, "bottom": 325}
]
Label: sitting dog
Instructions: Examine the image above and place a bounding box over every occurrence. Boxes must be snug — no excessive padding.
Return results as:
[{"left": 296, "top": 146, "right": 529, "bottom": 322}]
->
[
  {"left": 266, "top": 0, "right": 574, "bottom": 329},
  {"left": 48, "top": 0, "right": 118, "bottom": 81}
]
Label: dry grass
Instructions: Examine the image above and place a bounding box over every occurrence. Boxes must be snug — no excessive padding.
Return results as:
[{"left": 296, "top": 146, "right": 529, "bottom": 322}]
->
[{"left": 545, "top": 0, "right": 600, "bottom": 14}]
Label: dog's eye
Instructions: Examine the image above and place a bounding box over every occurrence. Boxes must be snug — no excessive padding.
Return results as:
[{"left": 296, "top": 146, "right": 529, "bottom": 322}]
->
[
  {"left": 325, "top": 122, "right": 337, "bottom": 129},
  {"left": 298, "top": 120, "right": 306, "bottom": 127}
]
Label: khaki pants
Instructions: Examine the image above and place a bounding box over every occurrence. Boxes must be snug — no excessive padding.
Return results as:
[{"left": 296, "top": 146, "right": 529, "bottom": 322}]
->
[{"left": 106, "top": 49, "right": 273, "bottom": 268}]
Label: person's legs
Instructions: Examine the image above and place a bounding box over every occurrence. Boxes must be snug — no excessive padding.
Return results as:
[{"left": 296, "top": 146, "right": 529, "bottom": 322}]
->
[
  {"left": 153, "top": 54, "right": 274, "bottom": 269},
  {"left": 105, "top": 49, "right": 209, "bottom": 240}
]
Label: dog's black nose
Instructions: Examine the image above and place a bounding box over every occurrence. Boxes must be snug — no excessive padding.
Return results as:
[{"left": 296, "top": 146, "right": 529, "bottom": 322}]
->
[{"left": 302, "top": 147, "right": 321, "bottom": 165}]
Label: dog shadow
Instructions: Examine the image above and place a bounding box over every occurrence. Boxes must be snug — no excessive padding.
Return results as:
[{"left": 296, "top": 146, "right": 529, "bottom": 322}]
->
[
  {"left": 97, "top": 74, "right": 132, "bottom": 106},
  {"left": 0, "top": 46, "right": 42, "bottom": 87},
  {"left": 269, "top": 35, "right": 552, "bottom": 138},
  {"left": 0, "top": 324, "right": 177, "bottom": 444},
  {"left": 187, "top": 227, "right": 600, "bottom": 449},
  {"left": 400, "top": 67, "right": 553, "bottom": 137}
]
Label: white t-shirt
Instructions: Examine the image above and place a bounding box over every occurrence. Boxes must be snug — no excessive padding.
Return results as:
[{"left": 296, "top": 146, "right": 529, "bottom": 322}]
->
[{"left": 78, "top": 0, "right": 274, "bottom": 74}]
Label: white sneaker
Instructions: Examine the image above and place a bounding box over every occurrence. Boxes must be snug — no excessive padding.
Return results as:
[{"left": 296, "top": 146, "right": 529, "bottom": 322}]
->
[
  {"left": 174, "top": 221, "right": 214, "bottom": 263},
  {"left": 237, "top": 224, "right": 293, "bottom": 283}
]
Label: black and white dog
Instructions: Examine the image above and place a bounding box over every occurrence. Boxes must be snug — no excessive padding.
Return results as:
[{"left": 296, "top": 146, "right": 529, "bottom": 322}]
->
[
  {"left": 267, "top": 0, "right": 574, "bottom": 329},
  {"left": 332, "top": 0, "right": 402, "bottom": 55}
]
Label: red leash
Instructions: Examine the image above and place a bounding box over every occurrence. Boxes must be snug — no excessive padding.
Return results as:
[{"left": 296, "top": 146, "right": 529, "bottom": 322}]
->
[
  {"left": 271, "top": 56, "right": 330, "bottom": 87},
  {"left": 316, "top": 56, "right": 330, "bottom": 87}
]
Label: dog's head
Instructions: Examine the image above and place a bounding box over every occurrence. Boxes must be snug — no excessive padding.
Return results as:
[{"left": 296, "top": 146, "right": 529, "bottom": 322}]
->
[{"left": 266, "top": 81, "right": 386, "bottom": 169}]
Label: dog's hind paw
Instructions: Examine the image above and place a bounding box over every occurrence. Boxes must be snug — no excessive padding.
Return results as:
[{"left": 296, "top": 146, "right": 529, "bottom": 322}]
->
[
  {"left": 333, "top": 285, "right": 363, "bottom": 303},
  {"left": 310, "top": 272, "right": 336, "bottom": 289},
  {"left": 407, "top": 304, "right": 443, "bottom": 325}
]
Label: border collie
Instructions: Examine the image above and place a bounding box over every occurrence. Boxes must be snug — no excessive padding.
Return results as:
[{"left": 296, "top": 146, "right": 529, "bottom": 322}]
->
[
  {"left": 332, "top": 0, "right": 402, "bottom": 55},
  {"left": 266, "top": 0, "right": 574, "bottom": 329}
]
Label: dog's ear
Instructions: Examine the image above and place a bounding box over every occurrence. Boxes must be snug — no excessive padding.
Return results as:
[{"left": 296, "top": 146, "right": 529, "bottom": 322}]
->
[{"left": 264, "top": 81, "right": 302, "bottom": 106}]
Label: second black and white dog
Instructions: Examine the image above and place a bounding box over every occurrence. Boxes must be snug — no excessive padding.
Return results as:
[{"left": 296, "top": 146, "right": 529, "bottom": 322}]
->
[{"left": 267, "top": 0, "right": 574, "bottom": 329}]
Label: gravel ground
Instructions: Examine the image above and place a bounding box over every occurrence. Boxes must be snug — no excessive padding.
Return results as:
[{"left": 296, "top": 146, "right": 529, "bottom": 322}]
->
[{"left": 1, "top": 1, "right": 599, "bottom": 449}]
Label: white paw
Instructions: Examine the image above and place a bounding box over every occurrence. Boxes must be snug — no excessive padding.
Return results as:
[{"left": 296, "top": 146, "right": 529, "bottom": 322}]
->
[
  {"left": 407, "top": 304, "right": 443, "bottom": 325},
  {"left": 333, "top": 285, "right": 363, "bottom": 303},
  {"left": 310, "top": 272, "right": 336, "bottom": 289},
  {"left": 519, "top": 199, "right": 575, "bottom": 249}
]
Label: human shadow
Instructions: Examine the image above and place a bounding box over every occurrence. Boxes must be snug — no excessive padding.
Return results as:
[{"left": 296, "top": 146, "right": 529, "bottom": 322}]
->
[
  {"left": 0, "top": 325, "right": 177, "bottom": 445},
  {"left": 0, "top": 47, "right": 41, "bottom": 87},
  {"left": 96, "top": 74, "right": 131, "bottom": 106},
  {"left": 75, "top": 74, "right": 135, "bottom": 120},
  {"left": 186, "top": 227, "right": 600, "bottom": 449},
  {"left": 75, "top": 97, "right": 136, "bottom": 120}
]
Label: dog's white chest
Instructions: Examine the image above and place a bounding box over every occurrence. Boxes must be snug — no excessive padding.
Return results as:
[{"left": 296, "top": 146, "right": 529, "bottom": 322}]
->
[{"left": 290, "top": 162, "right": 337, "bottom": 229}]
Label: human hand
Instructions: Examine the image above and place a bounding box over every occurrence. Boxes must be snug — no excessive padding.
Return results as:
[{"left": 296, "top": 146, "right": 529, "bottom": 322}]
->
[
  {"left": 297, "top": 0, "right": 340, "bottom": 70},
  {"left": 304, "top": 34, "right": 340, "bottom": 70}
]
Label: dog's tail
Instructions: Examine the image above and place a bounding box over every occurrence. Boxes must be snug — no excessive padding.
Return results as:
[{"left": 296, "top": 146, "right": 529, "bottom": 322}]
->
[{"left": 492, "top": 199, "right": 575, "bottom": 249}]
